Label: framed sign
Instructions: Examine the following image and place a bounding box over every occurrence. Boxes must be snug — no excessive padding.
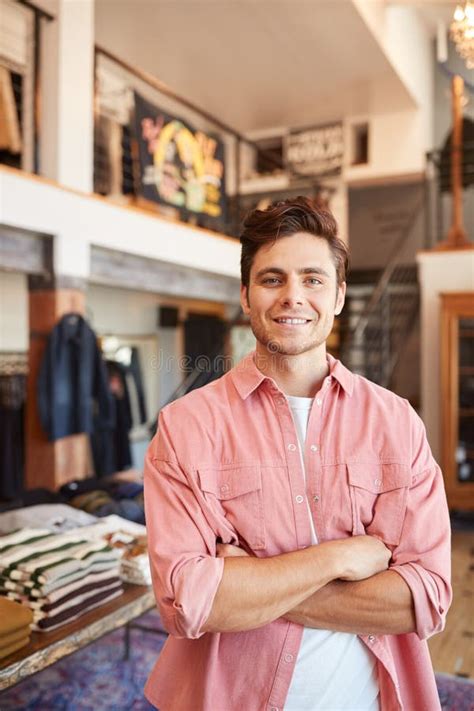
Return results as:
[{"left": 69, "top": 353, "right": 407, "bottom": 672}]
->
[
  {"left": 132, "top": 92, "right": 226, "bottom": 224},
  {"left": 285, "top": 122, "right": 344, "bottom": 177}
]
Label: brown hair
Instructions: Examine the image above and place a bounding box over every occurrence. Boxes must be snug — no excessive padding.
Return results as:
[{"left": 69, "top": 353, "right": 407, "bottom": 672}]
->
[{"left": 240, "top": 196, "right": 349, "bottom": 288}]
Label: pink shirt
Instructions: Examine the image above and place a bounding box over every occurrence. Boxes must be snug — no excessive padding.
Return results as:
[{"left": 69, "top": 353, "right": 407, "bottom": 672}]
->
[{"left": 144, "top": 352, "right": 451, "bottom": 711}]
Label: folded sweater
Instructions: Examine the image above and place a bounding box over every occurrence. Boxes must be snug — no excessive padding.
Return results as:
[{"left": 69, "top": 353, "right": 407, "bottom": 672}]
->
[
  {"left": 0, "top": 634, "right": 30, "bottom": 660},
  {"left": 0, "top": 597, "right": 33, "bottom": 635},
  {"left": 0, "top": 625, "right": 31, "bottom": 647},
  {"left": 7, "top": 543, "right": 119, "bottom": 584},
  {"left": 33, "top": 577, "right": 122, "bottom": 617},
  {"left": 30, "top": 571, "right": 121, "bottom": 611},
  {"left": 33, "top": 586, "right": 123, "bottom": 632},
  {"left": 0, "top": 528, "right": 53, "bottom": 554}
]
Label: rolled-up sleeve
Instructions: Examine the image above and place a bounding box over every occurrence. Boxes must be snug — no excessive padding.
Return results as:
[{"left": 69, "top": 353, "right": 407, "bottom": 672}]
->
[
  {"left": 144, "top": 410, "right": 224, "bottom": 639},
  {"left": 390, "top": 406, "right": 452, "bottom": 640}
]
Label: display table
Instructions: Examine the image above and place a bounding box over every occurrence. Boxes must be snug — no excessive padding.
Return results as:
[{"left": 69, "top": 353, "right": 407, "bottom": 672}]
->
[{"left": 0, "top": 583, "right": 156, "bottom": 690}]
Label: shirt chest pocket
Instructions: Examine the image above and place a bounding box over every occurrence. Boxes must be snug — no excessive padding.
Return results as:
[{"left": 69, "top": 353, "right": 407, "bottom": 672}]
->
[
  {"left": 198, "top": 466, "right": 266, "bottom": 551},
  {"left": 347, "top": 462, "right": 411, "bottom": 546}
]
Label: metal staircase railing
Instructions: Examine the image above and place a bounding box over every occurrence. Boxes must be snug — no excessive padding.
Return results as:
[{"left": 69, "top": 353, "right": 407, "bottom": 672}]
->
[{"left": 341, "top": 198, "right": 424, "bottom": 388}]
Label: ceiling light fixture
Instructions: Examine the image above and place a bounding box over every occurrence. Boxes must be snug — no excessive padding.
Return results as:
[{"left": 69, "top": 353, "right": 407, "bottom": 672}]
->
[{"left": 450, "top": 1, "right": 474, "bottom": 68}]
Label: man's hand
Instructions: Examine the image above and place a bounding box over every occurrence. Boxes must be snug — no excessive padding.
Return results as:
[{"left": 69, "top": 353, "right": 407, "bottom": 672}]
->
[{"left": 337, "top": 535, "right": 391, "bottom": 581}]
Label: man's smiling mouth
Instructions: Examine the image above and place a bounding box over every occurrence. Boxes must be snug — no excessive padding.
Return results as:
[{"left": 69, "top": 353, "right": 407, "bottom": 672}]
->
[{"left": 274, "top": 318, "right": 312, "bottom": 325}]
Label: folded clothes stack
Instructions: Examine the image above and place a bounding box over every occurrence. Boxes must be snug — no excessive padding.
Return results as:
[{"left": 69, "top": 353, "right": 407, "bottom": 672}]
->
[
  {"left": 0, "top": 528, "right": 123, "bottom": 632},
  {"left": 56, "top": 515, "right": 152, "bottom": 586},
  {"left": 104, "top": 529, "right": 151, "bottom": 585},
  {"left": 0, "top": 504, "right": 98, "bottom": 536},
  {"left": 0, "top": 597, "right": 33, "bottom": 659}
]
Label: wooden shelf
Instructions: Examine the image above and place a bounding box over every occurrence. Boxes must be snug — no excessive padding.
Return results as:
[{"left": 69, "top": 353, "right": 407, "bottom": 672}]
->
[{"left": 441, "top": 292, "right": 474, "bottom": 510}]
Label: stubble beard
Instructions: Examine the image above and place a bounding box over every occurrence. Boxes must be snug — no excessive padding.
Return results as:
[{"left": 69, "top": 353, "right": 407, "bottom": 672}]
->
[{"left": 249, "top": 314, "right": 329, "bottom": 357}]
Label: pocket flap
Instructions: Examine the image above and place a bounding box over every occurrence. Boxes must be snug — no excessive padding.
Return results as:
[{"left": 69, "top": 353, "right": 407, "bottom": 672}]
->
[
  {"left": 198, "top": 466, "right": 262, "bottom": 500},
  {"left": 348, "top": 463, "right": 411, "bottom": 493}
]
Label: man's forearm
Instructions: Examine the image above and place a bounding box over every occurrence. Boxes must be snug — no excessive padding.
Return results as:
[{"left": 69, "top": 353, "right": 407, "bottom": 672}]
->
[
  {"left": 283, "top": 570, "right": 416, "bottom": 635},
  {"left": 202, "top": 541, "right": 344, "bottom": 634},
  {"left": 203, "top": 536, "right": 391, "bottom": 635}
]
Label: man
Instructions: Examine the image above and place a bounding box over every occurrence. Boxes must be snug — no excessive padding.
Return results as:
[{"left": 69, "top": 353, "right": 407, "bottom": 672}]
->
[{"left": 144, "top": 197, "right": 451, "bottom": 711}]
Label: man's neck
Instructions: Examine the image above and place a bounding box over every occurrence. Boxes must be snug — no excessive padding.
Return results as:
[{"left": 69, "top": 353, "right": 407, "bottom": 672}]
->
[{"left": 254, "top": 344, "right": 329, "bottom": 398}]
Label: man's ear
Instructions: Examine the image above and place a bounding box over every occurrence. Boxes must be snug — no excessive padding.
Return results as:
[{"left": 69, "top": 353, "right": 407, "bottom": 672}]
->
[
  {"left": 335, "top": 281, "right": 346, "bottom": 316},
  {"left": 240, "top": 284, "right": 250, "bottom": 315}
]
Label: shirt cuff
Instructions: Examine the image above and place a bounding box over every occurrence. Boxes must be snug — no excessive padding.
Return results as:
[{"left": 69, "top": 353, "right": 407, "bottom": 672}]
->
[{"left": 390, "top": 562, "right": 447, "bottom": 640}]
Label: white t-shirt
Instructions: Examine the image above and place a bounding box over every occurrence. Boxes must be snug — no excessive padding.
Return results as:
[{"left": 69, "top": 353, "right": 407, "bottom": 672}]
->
[{"left": 284, "top": 395, "right": 380, "bottom": 711}]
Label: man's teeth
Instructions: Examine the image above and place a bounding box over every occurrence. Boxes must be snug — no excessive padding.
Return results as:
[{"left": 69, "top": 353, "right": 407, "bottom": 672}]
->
[{"left": 276, "top": 318, "right": 308, "bottom": 324}]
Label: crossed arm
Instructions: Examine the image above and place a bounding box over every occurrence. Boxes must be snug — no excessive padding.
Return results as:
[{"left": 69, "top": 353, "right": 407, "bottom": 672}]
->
[
  {"left": 203, "top": 539, "right": 416, "bottom": 636},
  {"left": 283, "top": 571, "right": 415, "bottom": 635},
  {"left": 146, "top": 414, "right": 450, "bottom": 642}
]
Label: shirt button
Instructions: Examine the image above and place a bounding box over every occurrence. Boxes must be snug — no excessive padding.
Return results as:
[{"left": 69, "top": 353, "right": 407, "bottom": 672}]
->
[
  {"left": 368, "top": 635, "right": 376, "bottom": 643},
  {"left": 310, "top": 444, "right": 318, "bottom": 452},
  {"left": 295, "top": 495, "right": 304, "bottom": 504},
  {"left": 284, "top": 653, "right": 294, "bottom": 663},
  {"left": 288, "top": 443, "right": 297, "bottom": 451},
  {"left": 374, "top": 479, "right": 381, "bottom": 486},
  {"left": 313, "top": 495, "right": 320, "bottom": 502},
  {"left": 220, "top": 484, "right": 229, "bottom": 493},
  {"left": 316, "top": 398, "right": 322, "bottom": 406}
]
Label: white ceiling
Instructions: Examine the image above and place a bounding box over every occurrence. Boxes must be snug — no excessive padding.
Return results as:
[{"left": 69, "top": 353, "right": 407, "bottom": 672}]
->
[{"left": 94, "top": 0, "right": 454, "bottom": 134}]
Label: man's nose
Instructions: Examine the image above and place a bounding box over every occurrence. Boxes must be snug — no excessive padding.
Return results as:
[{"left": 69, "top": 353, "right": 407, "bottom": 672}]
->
[{"left": 280, "top": 279, "right": 304, "bottom": 306}]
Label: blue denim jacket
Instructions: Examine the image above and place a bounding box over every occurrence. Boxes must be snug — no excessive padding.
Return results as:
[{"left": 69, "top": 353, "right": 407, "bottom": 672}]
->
[{"left": 37, "top": 313, "right": 114, "bottom": 441}]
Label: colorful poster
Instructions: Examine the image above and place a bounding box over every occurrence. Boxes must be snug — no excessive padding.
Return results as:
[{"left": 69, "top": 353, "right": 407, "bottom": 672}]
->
[{"left": 132, "top": 92, "right": 226, "bottom": 222}]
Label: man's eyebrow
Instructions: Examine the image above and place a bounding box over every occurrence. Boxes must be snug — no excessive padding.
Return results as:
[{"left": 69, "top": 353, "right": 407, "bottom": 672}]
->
[{"left": 254, "top": 267, "right": 331, "bottom": 279}]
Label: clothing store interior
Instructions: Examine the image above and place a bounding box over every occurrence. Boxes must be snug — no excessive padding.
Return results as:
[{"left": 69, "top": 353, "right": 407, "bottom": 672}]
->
[{"left": 0, "top": 0, "right": 473, "bottom": 709}]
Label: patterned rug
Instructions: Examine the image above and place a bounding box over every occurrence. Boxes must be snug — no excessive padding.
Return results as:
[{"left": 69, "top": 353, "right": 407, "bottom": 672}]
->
[
  {"left": 0, "top": 611, "right": 473, "bottom": 710},
  {"left": 436, "top": 672, "right": 474, "bottom": 711}
]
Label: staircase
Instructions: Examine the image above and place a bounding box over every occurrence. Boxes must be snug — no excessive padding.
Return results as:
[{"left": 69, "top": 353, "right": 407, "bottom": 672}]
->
[
  {"left": 339, "top": 266, "right": 419, "bottom": 388},
  {"left": 339, "top": 200, "right": 423, "bottom": 390}
]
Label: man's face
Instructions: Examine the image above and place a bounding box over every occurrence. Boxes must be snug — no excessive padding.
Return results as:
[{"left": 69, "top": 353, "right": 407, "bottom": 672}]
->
[{"left": 240, "top": 232, "right": 346, "bottom": 357}]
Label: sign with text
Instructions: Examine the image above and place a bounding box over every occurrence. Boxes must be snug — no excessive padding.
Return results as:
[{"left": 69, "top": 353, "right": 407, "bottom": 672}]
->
[
  {"left": 285, "top": 122, "right": 344, "bottom": 177},
  {"left": 132, "top": 92, "right": 226, "bottom": 222}
]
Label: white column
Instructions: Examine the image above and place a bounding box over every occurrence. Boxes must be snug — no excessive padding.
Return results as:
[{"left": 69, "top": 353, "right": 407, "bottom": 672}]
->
[
  {"left": 54, "top": 231, "right": 90, "bottom": 281},
  {"left": 40, "top": 0, "right": 94, "bottom": 192}
]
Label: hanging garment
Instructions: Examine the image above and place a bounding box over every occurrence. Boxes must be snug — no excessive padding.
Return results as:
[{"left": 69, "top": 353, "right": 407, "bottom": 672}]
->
[
  {"left": 94, "top": 114, "right": 112, "bottom": 195},
  {"left": 0, "top": 374, "right": 26, "bottom": 500},
  {"left": 91, "top": 361, "right": 132, "bottom": 476},
  {"left": 37, "top": 314, "right": 114, "bottom": 441}
]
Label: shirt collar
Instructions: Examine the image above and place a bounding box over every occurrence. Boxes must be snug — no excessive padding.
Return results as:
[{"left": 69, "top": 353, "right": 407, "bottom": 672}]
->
[{"left": 230, "top": 350, "right": 354, "bottom": 400}]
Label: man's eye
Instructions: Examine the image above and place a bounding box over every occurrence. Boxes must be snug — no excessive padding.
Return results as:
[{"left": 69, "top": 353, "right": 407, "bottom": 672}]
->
[
  {"left": 306, "top": 278, "right": 322, "bottom": 285},
  {"left": 262, "top": 278, "right": 281, "bottom": 285}
]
